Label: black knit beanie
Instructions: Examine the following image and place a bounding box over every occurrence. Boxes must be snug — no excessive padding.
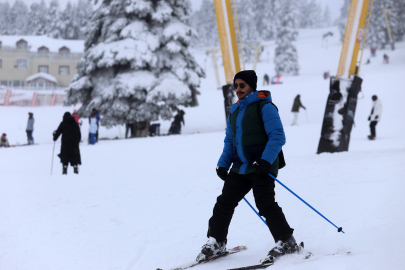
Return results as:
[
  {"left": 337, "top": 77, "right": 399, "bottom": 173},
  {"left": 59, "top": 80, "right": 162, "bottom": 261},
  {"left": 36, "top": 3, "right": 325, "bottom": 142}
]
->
[{"left": 233, "top": 70, "right": 257, "bottom": 91}]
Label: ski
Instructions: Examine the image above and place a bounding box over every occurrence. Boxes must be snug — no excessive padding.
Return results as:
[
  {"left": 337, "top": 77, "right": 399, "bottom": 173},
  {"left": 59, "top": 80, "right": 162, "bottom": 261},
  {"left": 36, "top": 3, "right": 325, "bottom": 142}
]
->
[
  {"left": 157, "top": 246, "right": 247, "bottom": 270},
  {"left": 227, "top": 242, "right": 311, "bottom": 270}
]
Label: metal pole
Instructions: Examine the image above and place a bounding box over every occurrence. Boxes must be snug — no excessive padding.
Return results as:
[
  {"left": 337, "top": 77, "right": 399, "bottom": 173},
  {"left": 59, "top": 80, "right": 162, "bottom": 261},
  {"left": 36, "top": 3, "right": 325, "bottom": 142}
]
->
[
  {"left": 51, "top": 141, "right": 55, "bottom": 175},
  {"left": 268, "top": 174, "right": 344, "bottom": 233},
  {"left": 243, "top": 197, "right": 268, "bottom": 226}
]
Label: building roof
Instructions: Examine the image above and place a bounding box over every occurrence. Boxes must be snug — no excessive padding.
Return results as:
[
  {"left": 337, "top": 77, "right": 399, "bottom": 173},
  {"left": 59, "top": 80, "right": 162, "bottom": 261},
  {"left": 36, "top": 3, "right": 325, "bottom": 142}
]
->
[
  {"left": 26, "top": 73, "right": 59, "bottom": 84},
  {"left": 0, "top": 35, "right": 84, "bottom": 53}
]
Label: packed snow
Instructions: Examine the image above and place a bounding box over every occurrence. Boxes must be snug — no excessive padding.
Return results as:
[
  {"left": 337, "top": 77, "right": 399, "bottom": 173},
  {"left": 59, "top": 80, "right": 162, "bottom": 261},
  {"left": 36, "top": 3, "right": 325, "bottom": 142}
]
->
[{"left": 1, "top": 27, "right": 405, "bottom": 270}]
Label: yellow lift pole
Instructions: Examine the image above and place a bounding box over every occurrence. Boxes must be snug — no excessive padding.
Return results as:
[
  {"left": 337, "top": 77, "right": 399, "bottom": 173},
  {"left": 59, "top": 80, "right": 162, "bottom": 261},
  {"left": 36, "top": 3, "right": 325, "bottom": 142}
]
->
[
  {"left": 213, "top": 0, "right": 241, "bottom": 84},
  {"left": 337, "top": 0, "right": 374, "bottom": 79}
]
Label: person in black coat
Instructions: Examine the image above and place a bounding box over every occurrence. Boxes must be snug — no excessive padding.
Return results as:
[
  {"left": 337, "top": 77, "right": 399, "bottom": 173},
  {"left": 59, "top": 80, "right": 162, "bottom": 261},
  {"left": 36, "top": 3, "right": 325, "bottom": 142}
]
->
[
  {"left": 53, "top": 112, "right": 82, "bottom": 175},
  {"left": 168, "top": 110, "right": 185, "bottom": 135},
  {"left": 291, "top": 95, "right": 306, "bottom": 125}
]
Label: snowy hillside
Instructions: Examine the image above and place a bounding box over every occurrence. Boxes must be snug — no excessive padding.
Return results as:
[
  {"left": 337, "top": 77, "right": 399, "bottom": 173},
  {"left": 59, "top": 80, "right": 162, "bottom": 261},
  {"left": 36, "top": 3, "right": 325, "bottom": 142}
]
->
[{"left": 1, "top": 27, "right": 405, "bottom": 270}]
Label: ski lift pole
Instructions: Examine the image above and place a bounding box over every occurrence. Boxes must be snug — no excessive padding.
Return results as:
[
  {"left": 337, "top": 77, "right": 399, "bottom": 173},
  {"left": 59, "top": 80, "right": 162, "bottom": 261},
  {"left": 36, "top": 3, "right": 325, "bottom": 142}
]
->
[
  {"left": 269, "top": 174, "right": 345, "bottom": 234},
  {"left": 243, "top": 197, "right": 268, "bottom": 226}
]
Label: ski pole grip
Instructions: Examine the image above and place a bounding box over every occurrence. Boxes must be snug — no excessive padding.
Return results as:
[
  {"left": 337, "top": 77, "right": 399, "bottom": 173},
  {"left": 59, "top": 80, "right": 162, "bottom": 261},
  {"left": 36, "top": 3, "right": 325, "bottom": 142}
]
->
[{"left": 338, "top": 227, "right": 343, "bottom": 232}]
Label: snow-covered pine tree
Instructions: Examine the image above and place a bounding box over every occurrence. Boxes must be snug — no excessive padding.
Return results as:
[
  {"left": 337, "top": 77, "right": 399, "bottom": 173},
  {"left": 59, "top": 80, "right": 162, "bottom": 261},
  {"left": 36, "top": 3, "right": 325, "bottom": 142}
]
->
[
  {"left": 60, "top": 2, "right": 77, "bottom": 39},
  {"left": 66, "top": 0, "right": 205, "bottom": 128},
  {"left": 322, "top": 5, "right": 332, "bottom": 28},
  {"left": 26, "top": 0, "right": 48, "bottom": 35},
  {"left": 190, "top": 0, "right": 218, "bottom": 48},
  {"left": 0, "top": 2, "right": 10, "bottom": 35},
  {"left": 237, "top": 0, "right": 261, "bottom": 63},
  {"left": 75, "top": 0, "right": 93, "bottom": 40},
  {"left": 46, "top": 0, "right": 62, "bottom": 38},
  {"left": 338, "top": 0, "right": 351, "bottom": 41},
  {"left": 274, "top": 0, "right": 299, "bottom": 76},
  {"left": 7, "top": 0, "right": 28, "bottom": 35},
  {"left": 254, "top": 0, "right": 278, "bottom": 41}
]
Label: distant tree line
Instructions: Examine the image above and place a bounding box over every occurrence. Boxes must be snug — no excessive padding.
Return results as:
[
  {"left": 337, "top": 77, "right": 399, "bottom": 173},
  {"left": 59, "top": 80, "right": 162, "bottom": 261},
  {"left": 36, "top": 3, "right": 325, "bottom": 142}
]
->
[
  {"left": 338, "top": 0, "right": 405, "bottom": 48},
  {"left": 0, "top": 0, "right": 92, "bottom": 40},
  {"left": 190, "top": 0, "right": 332, "bottom": 49}
]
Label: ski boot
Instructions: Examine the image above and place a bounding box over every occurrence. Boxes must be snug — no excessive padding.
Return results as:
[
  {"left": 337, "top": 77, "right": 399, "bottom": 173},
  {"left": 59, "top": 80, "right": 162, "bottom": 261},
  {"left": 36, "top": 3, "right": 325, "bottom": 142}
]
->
[
  {"left": 368, "top": 135, "right": 376, "bottom": 140},
  {"left": 260, "top": 235, "right": 299, "bottom": 264},
  {"left": 63, "top": 165, "right": 68, "bottom": 175},
  {"left": 196, "top": 237, "right": 227, "bottom": 262},
  {"left": 73, "top": 165, "right": 79, "bottom": 174}
]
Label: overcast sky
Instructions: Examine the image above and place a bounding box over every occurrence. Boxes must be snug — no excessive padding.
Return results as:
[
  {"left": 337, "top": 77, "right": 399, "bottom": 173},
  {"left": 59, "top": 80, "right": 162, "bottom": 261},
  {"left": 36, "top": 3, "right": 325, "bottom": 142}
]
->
[{"left": 8, "top": 0, "right": 344, "bottom": 22}]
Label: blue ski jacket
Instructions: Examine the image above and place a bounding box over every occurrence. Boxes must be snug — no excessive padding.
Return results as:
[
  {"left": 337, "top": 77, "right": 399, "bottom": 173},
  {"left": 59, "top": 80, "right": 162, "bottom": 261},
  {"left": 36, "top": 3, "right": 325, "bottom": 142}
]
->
[{"left": 217, "top": 90, "right": 286, "bottom": 175}]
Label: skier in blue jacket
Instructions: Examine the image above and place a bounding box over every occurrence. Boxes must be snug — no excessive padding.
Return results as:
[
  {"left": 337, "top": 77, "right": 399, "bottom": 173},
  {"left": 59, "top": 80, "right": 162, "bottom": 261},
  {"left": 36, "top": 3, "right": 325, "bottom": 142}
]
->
[{"left": 198, "top": 70, "right": 297, "bottom": 265}]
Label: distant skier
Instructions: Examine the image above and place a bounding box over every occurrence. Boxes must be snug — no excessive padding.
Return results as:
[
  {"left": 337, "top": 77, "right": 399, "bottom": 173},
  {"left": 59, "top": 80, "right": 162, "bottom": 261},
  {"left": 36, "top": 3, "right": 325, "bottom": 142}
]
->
[
  {"left": 53, "top": 112, "right": 82, "bottom": 175},
  {"left": 0, "top": 133, "right": 10, "bottom": 147},
  {"left": 197, "top": 70, "right": 297, "bottom": 266},
  {"left": 291, "top": 95, "right": 306, "bottom": 125},
  {"left": 383, "top": 54, "right": 389, "bottom": 64},
  {"left": 26, "top": 112, "right": 35, "bottom": 144},
  {"left": 271, "top": 75, "right": 282, "bottom": 85},
  {"left": 89, "top": 111, "right": 98, "bottom": 145},
  {"left": 168, "top": 110, "right": 185, "bottom": 135},
  {"left": 368, "top": 95, "right": 382, "bottom": 140},
  {"left": 263, "top": 73, "right": 270, "bottom": 85},
  {"left": 72, "top": 109, "right": 81, "bottom": 126},
  {"left": 125, "top": 122, "right": 135, "bottom": 138},
  {"left": 149, "top": 123, "right": 160, "bottom": 137},
  {"left": 88, "top": 108, "right": 100, "bottom": 142}
]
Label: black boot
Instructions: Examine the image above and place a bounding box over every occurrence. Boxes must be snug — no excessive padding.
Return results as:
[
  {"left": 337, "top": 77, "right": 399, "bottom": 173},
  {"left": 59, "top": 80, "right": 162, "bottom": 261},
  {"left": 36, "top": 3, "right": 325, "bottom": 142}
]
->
[
  {"left": 62, "top": 165, "right": 68, "bottom": 175},
  {"left": 73, "top": 165, "right": 79, "bottom": 174},
  {"left": 260, "top": 235, "right": 298, "bottom": 264}
]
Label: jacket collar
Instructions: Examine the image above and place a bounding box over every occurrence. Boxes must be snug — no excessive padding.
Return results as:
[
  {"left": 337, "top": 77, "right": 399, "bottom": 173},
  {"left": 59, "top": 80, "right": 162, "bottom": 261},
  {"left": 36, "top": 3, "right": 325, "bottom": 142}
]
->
[{"left": 230, "top": 90, "right": 272, "bottom": 113}]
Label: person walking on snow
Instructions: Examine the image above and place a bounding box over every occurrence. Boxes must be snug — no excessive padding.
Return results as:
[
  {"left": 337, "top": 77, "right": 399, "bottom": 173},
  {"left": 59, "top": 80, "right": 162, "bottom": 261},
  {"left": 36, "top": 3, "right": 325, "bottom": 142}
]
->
[
  {"left": 72, "top": 109, "right": 81, "bottom": 126},
  {"left": 0, "top": 133, "right": 10, "bottom": 147},
  {"left": 368, "top": 95, "right": 382, "bottom": 140},
  {"left": 88, "top": 108, "right": 100, "bottom": 142},
  {"left": 89, "top": 111, "right": 98, "bottom": 145},
  {"left": 198, "top": 70, "right": 297, "bottom": 265},
  {"left": 53, "top": 112, "right": 82, "bottom": 175},
  {"left": 291, "top": 95, "right": 306, "bottom": 125},
  {"left": 26, "top": 112, "right": 35, "bottom": 144}
]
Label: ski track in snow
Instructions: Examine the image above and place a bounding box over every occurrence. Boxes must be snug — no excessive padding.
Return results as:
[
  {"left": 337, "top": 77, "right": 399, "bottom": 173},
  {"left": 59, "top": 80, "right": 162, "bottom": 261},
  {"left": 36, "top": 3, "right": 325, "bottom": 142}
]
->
[{"left": 1, "top": 27, "right": 405, "bottom": 270}]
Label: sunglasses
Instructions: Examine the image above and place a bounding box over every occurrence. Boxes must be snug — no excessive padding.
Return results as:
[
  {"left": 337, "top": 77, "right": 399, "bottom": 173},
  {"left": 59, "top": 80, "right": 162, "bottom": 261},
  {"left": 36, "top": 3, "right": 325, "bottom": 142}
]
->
[{"left": 233, "top": 83, "right": 246, "bottom": 89}]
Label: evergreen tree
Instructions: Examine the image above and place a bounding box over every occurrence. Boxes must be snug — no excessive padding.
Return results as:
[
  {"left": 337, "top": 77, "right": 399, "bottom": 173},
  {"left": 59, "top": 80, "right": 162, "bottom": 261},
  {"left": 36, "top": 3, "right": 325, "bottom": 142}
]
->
[
  {"left": 190, "top": 0, "right": 218, "bottom": 48},
  {"left": 46, "top": 0, "right": 62, "bottom": 38},
  {"left": 7, "top": 0, "right": 28, "bottom": 35},
  {"left": 253, "top": 0, "right": 278, "bottom": 41},
  {"left": 0, "top": 2, "right": 11, "bottom": 35},
  {"left": 66, "top": 0, "right": 205, "bottom": 127},
  {"left": 322, "top": 5, "right": 332, "bottom": 27},
  {"left": 26, "top": 0, "right": 47, "bottom": 35},
  {"left": 237, "top": 0, "right": 260, "bottom": 62},
  {"left": 75, "top": 0, "right": 93, "bottom": 40},
  {"left": 274, "top": 0, "right": 299, "bottom": 76},
  {"left": 338, "top": 0, "right": 351, "bottom": 41},
  {"left": 60, "top": 2, "right": 78, "bottom": 39}
]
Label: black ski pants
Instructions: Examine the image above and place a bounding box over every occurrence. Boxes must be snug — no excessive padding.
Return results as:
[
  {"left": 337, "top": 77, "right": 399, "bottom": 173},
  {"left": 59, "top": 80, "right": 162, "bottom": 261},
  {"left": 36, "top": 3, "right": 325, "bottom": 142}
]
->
[
  {"left": 207, "top": 171, "right": 294, "bottom": 243},
  {"left": 370, "top": 121, "right": 378, "bottom": 137}
]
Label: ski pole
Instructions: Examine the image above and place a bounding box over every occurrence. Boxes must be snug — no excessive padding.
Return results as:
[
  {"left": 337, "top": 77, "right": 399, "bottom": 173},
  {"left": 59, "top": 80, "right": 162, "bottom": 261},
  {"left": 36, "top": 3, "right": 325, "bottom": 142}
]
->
[
  {"left": 305, "top": 109, "right": 309, "bottom": 123},
  {"left": 51, "top": 141, "right": 55, "bottom": 175},
  {"left": 243, "top": 197, "right": 268, "bottom": 226},
  {"left": 269, "top": 174, "right": 344, "bottom": 233}
]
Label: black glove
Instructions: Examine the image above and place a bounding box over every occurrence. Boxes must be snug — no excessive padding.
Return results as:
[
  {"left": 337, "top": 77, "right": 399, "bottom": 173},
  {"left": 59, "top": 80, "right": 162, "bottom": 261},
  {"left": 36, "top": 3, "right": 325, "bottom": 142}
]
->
[
  {"left": 53, "top": 131, "right": 57, "bottom": 141},
  {"left": 216, "top": 167, "right": 228, "bottom": 181},
  {"left": 368, "top": 116, "right": 371, "bottom": 121},
  {"left": 255, "top": 159, "right": 272, "bottom": 176},
  {"left": 375, "top": 115, "right": 378, "bottom": 120}
]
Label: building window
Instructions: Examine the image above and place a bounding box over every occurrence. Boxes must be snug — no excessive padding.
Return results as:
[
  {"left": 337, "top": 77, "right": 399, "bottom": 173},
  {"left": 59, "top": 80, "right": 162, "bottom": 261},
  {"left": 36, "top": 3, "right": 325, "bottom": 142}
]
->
[
  {"left": 0, "top": 59, "right": 2, "bottom": 68},
  {"left": 38, "top": 65, "right": 49, "bottom": 73},
  {"left": 12, "top": 81, "right": 24, "bottom": 87},
  {"left": 38, "top": 46, "right": 49, "bottom": 56},
  {"left": 59, "top": 66, "right": 69, "bottom": 75},
  {"left": 16, "top": 58, "right": 28, "bottom": 69},
  {"left": 16, "top": 40, "right": 28, "bottom": 49},
  {"left": 59, "top": 47, "right": 70, "bottom": 56}
]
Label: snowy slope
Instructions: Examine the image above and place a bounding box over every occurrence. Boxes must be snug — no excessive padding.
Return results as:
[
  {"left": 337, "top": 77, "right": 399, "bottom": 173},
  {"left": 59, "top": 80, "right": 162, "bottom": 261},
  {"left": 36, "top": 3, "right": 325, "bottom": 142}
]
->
[{"left": 1, "top": 27, "right": 405, "bottom": 270}]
